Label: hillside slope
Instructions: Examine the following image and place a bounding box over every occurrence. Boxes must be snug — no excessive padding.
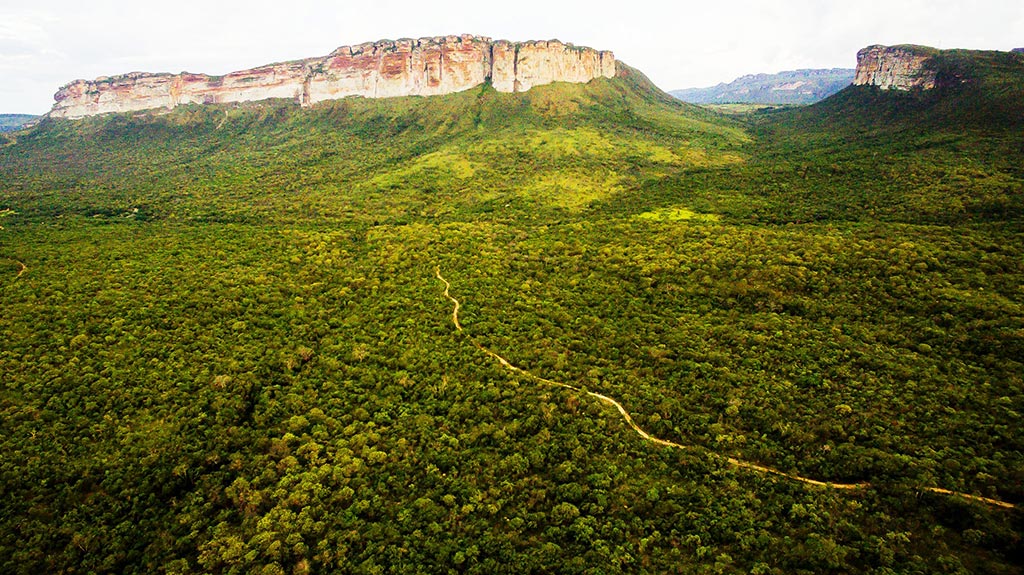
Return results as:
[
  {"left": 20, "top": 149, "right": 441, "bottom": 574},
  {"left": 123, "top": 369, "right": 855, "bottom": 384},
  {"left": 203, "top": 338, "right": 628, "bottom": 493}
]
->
[
  {"left": 784, "top": 47, "right": 1024, "bottom": 133},
  {"left": 5, "top": 65, "right": 745, "bottom": 225},
  {"left": 1, "top": 55, "right": 1022, "bottom": 575},
  {"left": 649, "top": 47, "right": 1024, "bottom": 225}
]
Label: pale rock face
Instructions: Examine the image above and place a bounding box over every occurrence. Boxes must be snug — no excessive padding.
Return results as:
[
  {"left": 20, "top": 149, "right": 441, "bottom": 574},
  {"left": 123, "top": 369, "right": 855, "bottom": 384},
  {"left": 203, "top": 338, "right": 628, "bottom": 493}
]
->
[
  {"left": 491, "top": 40, "right": 616, "bottom": 93},
  {"left": 853, "top": 45, "right": 937, "bottom": 90},
  {"left": 306, "top": 35, "right": 493, "bottom": 103},
  {"left": 50, "top": 35, "right": 617, "bottom": 119}
]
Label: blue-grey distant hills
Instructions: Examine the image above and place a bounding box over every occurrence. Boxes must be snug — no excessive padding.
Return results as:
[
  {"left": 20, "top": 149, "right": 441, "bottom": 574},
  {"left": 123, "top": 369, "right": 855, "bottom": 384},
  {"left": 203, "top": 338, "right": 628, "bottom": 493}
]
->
[
  {"left": 0, "top": 114, "right": 38, "bottom": 132},
  {"left": 671, "top": 68, "right": 855, "bottom": 105}
]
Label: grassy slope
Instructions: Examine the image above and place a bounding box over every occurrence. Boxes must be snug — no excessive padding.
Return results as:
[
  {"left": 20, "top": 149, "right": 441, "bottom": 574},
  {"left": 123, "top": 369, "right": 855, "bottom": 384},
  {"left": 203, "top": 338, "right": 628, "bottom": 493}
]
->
[
  {"left": 1, "top": 57, "right": 1022, "bottom": 574},
  {"left": 631, "top": 49, "right": 1024, "bottom": 227},
  {"left": 3, "top": 67, "right": 746, "bottom": 225}
]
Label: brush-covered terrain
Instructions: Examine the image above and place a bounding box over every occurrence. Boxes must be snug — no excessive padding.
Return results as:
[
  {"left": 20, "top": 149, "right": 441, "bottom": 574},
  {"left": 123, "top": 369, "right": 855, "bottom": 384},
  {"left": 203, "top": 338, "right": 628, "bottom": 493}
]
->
[{"left": 1, "top": 54, "right": 1022, "bottom": 574}]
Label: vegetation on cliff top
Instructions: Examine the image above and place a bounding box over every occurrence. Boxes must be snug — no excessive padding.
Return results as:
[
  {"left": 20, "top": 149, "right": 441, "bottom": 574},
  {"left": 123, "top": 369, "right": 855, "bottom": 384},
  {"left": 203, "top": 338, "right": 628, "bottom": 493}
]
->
[{"left": 1, "top": 50, "right": 1022, "bottom": 574}]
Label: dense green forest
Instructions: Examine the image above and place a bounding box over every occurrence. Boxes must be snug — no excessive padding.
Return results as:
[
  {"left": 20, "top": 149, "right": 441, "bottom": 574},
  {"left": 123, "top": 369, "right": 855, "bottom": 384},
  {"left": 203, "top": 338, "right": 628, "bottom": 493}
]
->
[{"left": 1, "top": 54, "right": 1022, "bottom": 574}]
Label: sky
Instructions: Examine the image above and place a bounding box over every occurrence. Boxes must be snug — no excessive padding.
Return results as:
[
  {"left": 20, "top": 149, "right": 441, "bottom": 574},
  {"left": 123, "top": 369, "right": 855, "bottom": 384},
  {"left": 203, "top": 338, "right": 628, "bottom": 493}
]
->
[{"left": 2, "top": 0, "right": 1022, "bottom": 114}]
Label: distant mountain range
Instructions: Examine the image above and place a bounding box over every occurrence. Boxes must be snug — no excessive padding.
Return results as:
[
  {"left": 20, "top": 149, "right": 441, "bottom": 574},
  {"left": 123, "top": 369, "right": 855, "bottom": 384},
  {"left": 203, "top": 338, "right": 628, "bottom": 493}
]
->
[
  {"left": 0, "top": 114, "right": 38, "bottom": 132},
  {"left": 671, "top": 68, "right": 855, "bottom": 105}
]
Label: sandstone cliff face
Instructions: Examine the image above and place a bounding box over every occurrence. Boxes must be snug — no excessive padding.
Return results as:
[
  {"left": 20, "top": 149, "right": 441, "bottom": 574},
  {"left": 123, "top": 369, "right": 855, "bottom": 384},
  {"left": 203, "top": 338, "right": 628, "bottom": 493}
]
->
[
  {"left": 853, "top": 45, "right": 938, "bottom": 90},
  {"left": 490, "top": 40, "right": 616, "bottom": 93},
  {"left": 50, "top": 35, "right": 616, "bottom": 119}
]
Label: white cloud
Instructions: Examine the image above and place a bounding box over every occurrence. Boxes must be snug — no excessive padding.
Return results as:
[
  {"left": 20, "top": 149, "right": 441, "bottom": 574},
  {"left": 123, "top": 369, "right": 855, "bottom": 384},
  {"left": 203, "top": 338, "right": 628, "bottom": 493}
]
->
[{"left": 0, "top": 10, "right": 66, "bottom": 70}]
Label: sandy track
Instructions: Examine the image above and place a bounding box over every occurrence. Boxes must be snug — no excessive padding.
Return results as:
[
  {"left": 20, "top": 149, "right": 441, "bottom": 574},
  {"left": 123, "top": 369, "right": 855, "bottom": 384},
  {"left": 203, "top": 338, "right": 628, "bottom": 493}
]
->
[
  {"left": 435, "top": 267, "right": 1015, "bottom": 509},
  {"left": 1, "top": 257, "right": 26, "bottom": 279}
]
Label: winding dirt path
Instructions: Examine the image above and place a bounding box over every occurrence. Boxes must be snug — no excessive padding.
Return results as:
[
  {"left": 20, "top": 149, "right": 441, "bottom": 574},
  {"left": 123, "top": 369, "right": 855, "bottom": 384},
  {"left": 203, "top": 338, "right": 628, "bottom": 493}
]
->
[
  {"left": 1, "top": 257, "right": 26, "bottom": 279},
  {"left": 435, "top": 268, "right": 1016, "bottom": 509}
]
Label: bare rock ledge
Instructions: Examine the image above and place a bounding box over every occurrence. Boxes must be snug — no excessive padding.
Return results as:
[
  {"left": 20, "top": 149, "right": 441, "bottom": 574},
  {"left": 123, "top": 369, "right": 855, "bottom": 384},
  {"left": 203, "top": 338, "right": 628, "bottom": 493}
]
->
[
  {"left": 50, "top": 35, "right": 616, "bottom": 119},
  {"left": 853, "top": 45, "right": 938, "bottom": 90}
]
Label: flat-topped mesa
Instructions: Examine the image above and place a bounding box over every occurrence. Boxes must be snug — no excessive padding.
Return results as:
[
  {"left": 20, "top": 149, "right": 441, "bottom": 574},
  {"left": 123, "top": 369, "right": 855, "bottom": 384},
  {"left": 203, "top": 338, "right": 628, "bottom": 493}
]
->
[
  {"left": 491, "top": 40, "right": 615, "bottom": 92},
  {"left": 49, "top": 35, "right": 616, "bottom": 119},
  {"left": 853, "top": 45, "right": 939, "bottom": 90}
]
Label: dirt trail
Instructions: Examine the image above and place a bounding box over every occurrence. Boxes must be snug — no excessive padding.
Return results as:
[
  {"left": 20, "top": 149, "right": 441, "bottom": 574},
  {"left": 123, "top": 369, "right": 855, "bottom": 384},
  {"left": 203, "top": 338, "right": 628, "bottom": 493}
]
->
[
  {"left": 923, "top": 488, "right": 1015, "bottom": 509},
  {"left": 435, "top": 267, "right": 1015, "bottom": 509},
  {"left": 2, "top": 257, "right": 26, "bottom": 279}
]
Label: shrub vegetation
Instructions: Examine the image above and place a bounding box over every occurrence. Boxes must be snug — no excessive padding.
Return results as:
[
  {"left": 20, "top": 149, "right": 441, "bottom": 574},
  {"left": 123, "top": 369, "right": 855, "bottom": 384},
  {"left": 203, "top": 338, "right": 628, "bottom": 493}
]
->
[{"left": 1, "top": 55, "right": 1022, "bottom": 574}]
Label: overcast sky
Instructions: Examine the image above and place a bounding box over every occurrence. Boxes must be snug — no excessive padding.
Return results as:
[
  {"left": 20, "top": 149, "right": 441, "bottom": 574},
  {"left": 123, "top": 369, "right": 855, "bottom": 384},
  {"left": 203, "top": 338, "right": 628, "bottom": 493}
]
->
[{"left": 2, "top": 0, "right": 1022, "bottom": 114}]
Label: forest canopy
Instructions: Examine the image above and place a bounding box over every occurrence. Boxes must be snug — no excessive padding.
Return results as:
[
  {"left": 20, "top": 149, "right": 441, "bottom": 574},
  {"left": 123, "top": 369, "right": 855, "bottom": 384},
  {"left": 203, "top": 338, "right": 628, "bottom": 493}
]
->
[{"left": 1, "top": 59, "right": 1023, "bottom": 574}]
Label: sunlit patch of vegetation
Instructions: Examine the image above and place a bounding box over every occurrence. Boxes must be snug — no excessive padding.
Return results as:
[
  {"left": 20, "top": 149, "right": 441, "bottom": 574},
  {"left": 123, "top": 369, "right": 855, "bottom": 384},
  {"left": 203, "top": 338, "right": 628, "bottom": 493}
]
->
[
  {"left": 635, "top": 206, "right": 721, "bottom": 222},
  {"left": 521, "top": 170, "right": 624, "bottom": 212},
  {"left": 369, "top": 150, "right": 480, "bottom": 189}
]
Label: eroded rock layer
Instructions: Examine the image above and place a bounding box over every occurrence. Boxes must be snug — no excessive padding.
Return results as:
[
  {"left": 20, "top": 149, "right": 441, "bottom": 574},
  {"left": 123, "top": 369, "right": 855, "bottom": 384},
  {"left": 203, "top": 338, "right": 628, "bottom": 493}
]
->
[
  {"left": 50, "top": 35, "right": 616, "bottom": 119},
  {"left": 853, "top": 45, "right": 938, "bottom": 90}
]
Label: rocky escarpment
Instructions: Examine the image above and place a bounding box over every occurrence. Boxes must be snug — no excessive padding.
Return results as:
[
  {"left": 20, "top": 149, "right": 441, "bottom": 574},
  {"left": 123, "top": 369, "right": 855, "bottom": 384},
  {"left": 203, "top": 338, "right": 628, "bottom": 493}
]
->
[
  {"left": 853, "top": 45, "right": 939, "bottom": 90},
  {"left": 50, "top": 35, "right": 616, "bottom": 119}
]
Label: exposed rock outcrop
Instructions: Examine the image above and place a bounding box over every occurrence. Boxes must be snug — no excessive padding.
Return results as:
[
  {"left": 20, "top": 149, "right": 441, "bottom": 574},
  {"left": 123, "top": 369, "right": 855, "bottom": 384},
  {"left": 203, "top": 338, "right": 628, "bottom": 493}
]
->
[
  {"left": 853, "top": 45, "right": 938, "bottom": 90},
  {"left": 490, "top": 40, "right": 616, "bottom": 93},
  {"left": 50, "top": 35, "right": 616, "bottom": 119}
]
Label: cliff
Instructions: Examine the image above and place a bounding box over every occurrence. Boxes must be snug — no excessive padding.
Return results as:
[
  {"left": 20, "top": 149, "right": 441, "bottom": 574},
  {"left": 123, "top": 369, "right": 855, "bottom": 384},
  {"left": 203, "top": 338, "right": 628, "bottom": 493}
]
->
[
  {"left": 49, "top": 35, "right": 616, "bottom": 119},
  {"left": 853, "top": 45, "right": 939, "bottom": 90}
]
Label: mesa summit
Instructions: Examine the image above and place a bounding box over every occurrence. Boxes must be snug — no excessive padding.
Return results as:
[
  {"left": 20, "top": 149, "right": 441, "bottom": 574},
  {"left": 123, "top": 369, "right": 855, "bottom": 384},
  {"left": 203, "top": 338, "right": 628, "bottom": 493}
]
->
[{"left": 49, "top": 35, "right": 616, "bottom": 119}]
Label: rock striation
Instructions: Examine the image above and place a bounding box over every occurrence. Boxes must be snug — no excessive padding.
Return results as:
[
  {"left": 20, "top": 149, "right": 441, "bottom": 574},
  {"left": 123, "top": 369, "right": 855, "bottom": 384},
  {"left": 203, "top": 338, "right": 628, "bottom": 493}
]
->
[
  {"left": 49, "top": 35, "right": 616, "bottom": 119},
  {"left": 853, "top": 45, "right": 938, "bottom": 90}
]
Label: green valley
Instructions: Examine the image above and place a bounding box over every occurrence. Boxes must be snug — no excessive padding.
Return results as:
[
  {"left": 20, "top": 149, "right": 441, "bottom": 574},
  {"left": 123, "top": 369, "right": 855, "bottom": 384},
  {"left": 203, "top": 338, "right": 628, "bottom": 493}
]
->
[{"left": 1, "top": 50, "right": 1022, "bottom": 574}]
